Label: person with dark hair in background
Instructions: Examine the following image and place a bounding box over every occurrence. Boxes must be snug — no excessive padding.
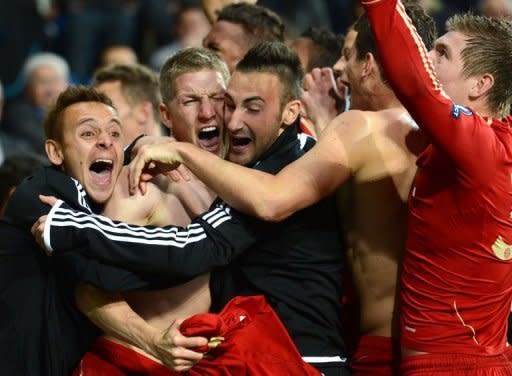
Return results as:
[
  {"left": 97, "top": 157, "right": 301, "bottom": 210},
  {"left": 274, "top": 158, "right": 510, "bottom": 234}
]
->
[
  {"left": 292, "top": 27, "right": 344, "bottom": 74},
  {"left": 292, "top": 27, "right": 345, "bottom": 137},
  {"left": 203, "top": 2, "right": 284, "bottom": 73},
  {"left": 149, "top": 2, "right": 211, "bottom": 71}
]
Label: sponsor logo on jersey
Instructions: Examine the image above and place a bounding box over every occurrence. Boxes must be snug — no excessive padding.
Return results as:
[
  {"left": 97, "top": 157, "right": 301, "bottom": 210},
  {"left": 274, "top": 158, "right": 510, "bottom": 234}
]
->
[
  {"left": 451, "top": 103, "right": 473, "bottom": 119},
  {"left": 491, "top": 235, "right": 512, "bottom": 261}
]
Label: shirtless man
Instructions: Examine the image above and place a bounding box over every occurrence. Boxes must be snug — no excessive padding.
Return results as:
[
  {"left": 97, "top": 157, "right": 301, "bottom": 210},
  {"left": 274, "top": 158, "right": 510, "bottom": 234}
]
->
[
  {"left": 124, "top": 5, "right": 435, "bottom": 375},
  {"left": 72, "top": 49, "right": 229, "bottom": 372}
]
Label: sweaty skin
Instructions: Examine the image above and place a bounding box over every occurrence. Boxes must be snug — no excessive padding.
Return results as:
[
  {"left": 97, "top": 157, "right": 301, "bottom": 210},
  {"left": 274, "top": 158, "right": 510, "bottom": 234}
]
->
[
  {"left": 343, "top": 110, "right": 424, "bottom": 338},
  {"left": 102, "top": 168, "right": 216, "bottom": 342}
]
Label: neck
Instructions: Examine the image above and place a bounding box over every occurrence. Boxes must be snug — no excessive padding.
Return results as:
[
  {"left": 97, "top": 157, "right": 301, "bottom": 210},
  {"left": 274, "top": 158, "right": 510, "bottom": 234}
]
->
[
  {"left": 363, "top": 86, "right": 402, "bottom": 112},
  {"left": 145, "top": 120, "right": 163, "bottom": 137}
]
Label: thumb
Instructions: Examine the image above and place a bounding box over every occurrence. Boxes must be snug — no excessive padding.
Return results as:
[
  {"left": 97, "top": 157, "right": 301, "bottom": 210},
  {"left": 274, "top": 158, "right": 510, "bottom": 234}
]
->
[{"left": 39, "top": 195, "right": 58, "bottom": 206}]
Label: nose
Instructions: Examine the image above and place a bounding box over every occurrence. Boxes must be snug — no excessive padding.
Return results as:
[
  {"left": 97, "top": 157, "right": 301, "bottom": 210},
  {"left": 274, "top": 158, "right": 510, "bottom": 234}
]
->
[
  {"left": 427, "top": 49, "right": 435, "bottom": 63},
  {"left": 198, "top": 97, "right": 215, "bottom": 121},
  {"left": 225, "top": 106, "right": 243, "bottom": 133},
  {"left": 97, "top": 130, "right": 114, "bottom": 149}
]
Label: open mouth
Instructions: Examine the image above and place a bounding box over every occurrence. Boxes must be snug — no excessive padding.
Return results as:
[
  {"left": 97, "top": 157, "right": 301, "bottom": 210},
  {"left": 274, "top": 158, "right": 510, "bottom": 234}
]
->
[
  {"left": 197, "top": 126, "right": 221, "bottom": 152},
  {"left": 89, "top": 159, "right": 114, "bottom": 186},
  {"left": 232, "top": 137, "right": 251, "bottom": 147}
]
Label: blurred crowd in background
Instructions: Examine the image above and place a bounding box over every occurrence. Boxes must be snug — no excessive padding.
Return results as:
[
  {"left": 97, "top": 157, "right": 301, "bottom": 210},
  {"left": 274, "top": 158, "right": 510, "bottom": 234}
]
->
[{"left": 0, "top": 0, "right": 510, "bottom": 208}]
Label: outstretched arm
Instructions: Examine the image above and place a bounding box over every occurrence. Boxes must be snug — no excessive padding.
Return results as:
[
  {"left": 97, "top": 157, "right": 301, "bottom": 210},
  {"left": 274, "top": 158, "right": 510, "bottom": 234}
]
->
[
  {"left": 38, "top": 199, "right": 260, "bottom": 278},
  {"left": 362, "top": 0, "right": 501, "bottom": 184},
  {"left": 129, "top": 111, "right": 368, "bottom": 222}
]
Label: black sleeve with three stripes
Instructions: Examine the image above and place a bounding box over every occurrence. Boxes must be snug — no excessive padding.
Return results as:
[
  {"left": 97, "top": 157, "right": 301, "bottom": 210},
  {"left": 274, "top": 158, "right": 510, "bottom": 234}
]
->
[{"left": 47, "top": 200, "right": 261, "bottom": 280}]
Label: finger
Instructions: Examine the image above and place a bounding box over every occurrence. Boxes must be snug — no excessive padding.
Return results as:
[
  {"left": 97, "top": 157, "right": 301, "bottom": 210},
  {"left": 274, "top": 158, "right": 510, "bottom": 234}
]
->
[
  {"left": 171, "top": 346, "right": 205, "bottom": 361},
  {"left": 311, "top": 67, "right": 323, "bottom": 81},
  {"left": 172, "top": 364, "right": 195, "bottom": 373},
  {"left": 176, "top": 165, "right": 191, "bottom": 181},
  {"left": 325, "top": 69, "right": 343, "bottom": 99},
  {"left": 302, "top": 73, "right": 314, "bottom": 92},
  {"left": 30, "top": 218, "right": 41, "bottom": 236},
  {"left": 129, "top": 155, "right": 146, "bottom": 195},
  {"left": 168, "top": 170, "right": 181, "bottom": 183},
  {"left": 39, "top": 195, "right": 58, "bottom": 206}
]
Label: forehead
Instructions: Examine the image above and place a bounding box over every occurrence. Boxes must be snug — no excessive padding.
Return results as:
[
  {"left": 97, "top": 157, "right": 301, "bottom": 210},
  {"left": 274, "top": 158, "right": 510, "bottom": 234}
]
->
[
  {"left": 61, "top": 101, "right": 118, "bottom": 128},
  {"left": 30, "top": 65, "right": 61, "bottom": 79},
  {"left": 174, "top": 69, "right": 226, "bottom": 95},
  {"left": 227, "top": 71, "right": 281, "bottom": 100},
  {"left": 207, "top": 21, "right": 247, "bottom": 46},
  {"left": 344, "top": 29, "right": 358, "bottom": 51},
  {"left": 435, "top": 31, "right": 468, "bottom": 50}
]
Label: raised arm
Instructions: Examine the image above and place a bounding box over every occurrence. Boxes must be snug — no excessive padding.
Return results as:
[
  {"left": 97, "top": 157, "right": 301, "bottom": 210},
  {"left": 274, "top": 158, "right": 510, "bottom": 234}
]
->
[
  {"left": 129, "top": 111, "right": 368, "bottom": 222},
  {"left": 362, "top": 0, "right": 500, "bottom": 182}
]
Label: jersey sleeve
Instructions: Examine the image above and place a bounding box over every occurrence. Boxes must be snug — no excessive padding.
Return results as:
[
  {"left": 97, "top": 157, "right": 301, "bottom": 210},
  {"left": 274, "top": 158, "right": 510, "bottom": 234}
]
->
[
  {"left": 362, "top": 0, "right": 503, "bottom": 184},
  {"left": 44, "top": 199, "right": 260, "bottom": 280},
  {"left": 57, "top": 250, "right": 186, "bottom": 292}
]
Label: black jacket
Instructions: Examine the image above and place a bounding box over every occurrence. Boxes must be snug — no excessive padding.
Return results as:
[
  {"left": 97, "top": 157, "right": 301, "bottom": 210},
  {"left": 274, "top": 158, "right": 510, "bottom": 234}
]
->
[{"left": 0, "top": 167, "right": 186, "bottom": 376}]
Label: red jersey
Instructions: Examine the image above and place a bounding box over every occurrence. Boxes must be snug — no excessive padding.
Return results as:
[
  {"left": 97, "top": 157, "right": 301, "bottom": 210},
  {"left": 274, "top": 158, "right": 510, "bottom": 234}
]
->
[{"left": 363, "top": 0, "right": 512, "bottom": 355}]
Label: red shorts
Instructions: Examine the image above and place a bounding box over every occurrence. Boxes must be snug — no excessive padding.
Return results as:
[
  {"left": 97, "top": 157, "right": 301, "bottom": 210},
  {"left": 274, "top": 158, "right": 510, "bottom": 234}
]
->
[
  {"left": 72, "top": 337, "right": 173, "bottom": 376},
  {"left": 350, "top": 335, "right": 399, "bottom": 376},
  {"left": 401, "top": 352, "right": 512, "bottom": 375},
  {"left": 73, "top": 295, "right": 320, "bottom": 376}
]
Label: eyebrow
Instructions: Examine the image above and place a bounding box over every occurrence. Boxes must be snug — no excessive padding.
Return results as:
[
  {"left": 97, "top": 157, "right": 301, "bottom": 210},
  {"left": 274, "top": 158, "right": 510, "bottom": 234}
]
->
[
  {"left": 242, "top": 96, "right": 264, "bottom": 105},
  {"left": 77, "top": 118, "right": 121, "bottom": 126},
  {"left": 434, "top": 41, "right": 449, "bottom": 51}
]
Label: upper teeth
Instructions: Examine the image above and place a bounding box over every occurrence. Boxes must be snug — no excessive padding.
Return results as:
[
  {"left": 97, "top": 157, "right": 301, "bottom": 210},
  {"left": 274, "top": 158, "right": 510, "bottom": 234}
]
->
[
  {"left": 94, "top": 159, "right": 113, "bottom": 164},
  {"left": 201, "top": 126, "right": 217, "bottom": 132}
]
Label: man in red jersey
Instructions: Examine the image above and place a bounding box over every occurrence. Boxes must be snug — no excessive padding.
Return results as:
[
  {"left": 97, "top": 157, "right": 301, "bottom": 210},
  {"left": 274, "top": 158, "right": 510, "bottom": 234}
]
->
[{"left": 361, "top": 0, "right": 512, "bottom": 374}]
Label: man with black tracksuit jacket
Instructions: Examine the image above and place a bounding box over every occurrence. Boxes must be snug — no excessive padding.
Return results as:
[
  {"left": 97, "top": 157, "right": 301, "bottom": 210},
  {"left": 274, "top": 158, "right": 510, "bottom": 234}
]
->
[{"left": 35, "top": 42, "right": 349, "bottom": 375}]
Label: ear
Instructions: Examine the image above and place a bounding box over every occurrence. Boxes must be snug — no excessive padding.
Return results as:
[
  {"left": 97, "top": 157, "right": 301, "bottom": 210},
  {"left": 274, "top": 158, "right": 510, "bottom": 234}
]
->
[
  {"left": 45, "top": 139, "right": 64, "bottom": 167},
  {"left": 469, "top": 73, "right": 494, "bottom": 100},
  {"left": 281, "top": 99, "right": 302, "bottom": 127},
  {"left": 159, "top": 103, "right": 173, "bottom": 133},
  {"left": 361, "top": 52, "right": 377, "bottom": 79}
]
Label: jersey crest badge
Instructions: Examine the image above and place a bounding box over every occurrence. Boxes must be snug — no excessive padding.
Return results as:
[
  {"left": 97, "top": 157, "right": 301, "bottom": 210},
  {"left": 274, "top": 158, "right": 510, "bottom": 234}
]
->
[
  {"left": 491, "top": 236, "right": 512, "bottom": 261},
  {"left": 451, "top": 104, "right": 473, "bottom": 119}
]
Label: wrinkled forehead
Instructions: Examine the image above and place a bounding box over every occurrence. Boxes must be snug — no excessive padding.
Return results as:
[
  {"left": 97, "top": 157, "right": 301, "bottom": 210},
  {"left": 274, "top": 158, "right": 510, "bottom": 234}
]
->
[
  {"left": 174, "top": 69, "right": 227, "bottom": 96},
  {"left": 61, "top": 102, "right": 120, "bottom": 131}
]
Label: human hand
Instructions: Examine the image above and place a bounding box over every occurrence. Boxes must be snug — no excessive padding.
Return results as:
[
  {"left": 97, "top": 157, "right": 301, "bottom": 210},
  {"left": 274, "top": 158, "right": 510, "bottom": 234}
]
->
[
  {"left": 128, "top": 140, "right": 183, "bottom": 195},
  {"left": 30, "top": 195, "right": 58, "bottom": 255},
  {"left": 150, "top": 319, "right": 208, "bottom": 372},
  {"left": 301, "top": 67, "right": 346, "bottom": 134}
]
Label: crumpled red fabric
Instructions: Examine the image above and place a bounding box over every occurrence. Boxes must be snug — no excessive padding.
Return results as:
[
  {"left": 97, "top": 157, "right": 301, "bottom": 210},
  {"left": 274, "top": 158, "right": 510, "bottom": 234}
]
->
[
  {"left": 179, "top": 295, "right": 321, "bottom": 375},
  {"left": 72, "top": 295, "right": 320, "bottom": 376}
]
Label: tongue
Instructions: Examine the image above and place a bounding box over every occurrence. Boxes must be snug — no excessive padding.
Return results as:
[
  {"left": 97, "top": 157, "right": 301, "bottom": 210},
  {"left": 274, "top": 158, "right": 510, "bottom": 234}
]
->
[
  {"left": 90, "top": 170, "right": 111, "bottom": 186},
  {"left": 198, "top": 136, "right": 219, "bottom": 150}
]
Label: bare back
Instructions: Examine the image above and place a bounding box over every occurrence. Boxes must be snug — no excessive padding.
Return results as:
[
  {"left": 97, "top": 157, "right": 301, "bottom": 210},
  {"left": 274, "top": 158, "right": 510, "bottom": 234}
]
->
[
  {"left": 342, "top": 109, "right": 427, "bottom": 338},
  {"left": 102, "top": 167, "right": 216, "bottom": 336}
]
